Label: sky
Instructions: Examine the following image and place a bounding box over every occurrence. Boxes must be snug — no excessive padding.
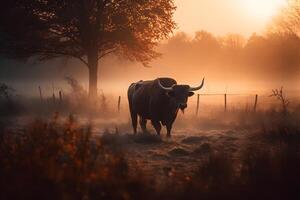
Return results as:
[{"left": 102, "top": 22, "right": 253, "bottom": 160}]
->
[
  {"left": 0, "top": 0, "right": 296, "bottom": 96},
  {"left": 174, "top": 0, "right": 287, "bottom": 36}
]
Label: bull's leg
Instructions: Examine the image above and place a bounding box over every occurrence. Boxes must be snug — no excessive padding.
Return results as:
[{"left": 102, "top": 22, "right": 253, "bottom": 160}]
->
[
  {"left": 151, "top": 120, "right": 161, "bottom": 135},
  {"left": 166, "top": 123, "right": 173, "bottom": 137},
  {"left": 139, "top": 118, "right": 147, "bottom": 133},
  {"left": 130, "top": 112, "right": 138, "bottom": 134}
]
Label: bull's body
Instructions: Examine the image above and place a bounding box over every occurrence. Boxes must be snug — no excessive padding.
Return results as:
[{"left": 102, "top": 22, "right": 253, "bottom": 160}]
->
[{"left": 128, "top": 78, "right": 187, "bottom": 136}]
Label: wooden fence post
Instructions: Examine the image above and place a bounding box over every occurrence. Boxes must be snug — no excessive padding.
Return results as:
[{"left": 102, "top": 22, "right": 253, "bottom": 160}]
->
[
  {"left": 52, "top": 93, "right": 56, "bottom": 105},
  {"left": 117, "top": 96, "right": 121, "bottom": 113},
  {"left": 224, "top": 93, "right": 227, "bottom": 112},
  {"left": 59, "top": 91, "right": 63, "bottom": 104},
  {"left": 38, "top": 86, "right": 43, "bottom": 103},
  {"left": 196, "top": 94, "right": 200, "bottom": 116},
  {"left": 253, "top": 94, "right": 258, "bottom": 112}
]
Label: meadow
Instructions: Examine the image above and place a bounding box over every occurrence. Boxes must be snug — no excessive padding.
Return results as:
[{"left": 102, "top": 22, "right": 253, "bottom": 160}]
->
[{"left": 1, "top": 81, "right": 300, "bottom": 200}]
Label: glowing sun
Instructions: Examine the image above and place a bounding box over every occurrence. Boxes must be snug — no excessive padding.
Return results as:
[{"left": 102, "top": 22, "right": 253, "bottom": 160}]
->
[{"left": 241, "top": 0, "right": 286, "bottom": 20}]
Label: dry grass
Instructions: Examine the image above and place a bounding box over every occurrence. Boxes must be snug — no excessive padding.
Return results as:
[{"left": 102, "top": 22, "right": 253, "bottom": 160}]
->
[
  {"left": 0, "top": 115, "right": 153, "bottom": 200},
  {"left": 0, "top": 104, "right": 300, "bottom": 199}
]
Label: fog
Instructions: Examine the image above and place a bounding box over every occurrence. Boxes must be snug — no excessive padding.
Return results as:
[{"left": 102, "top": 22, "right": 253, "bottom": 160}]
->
[
  {"left": 173, "top": 0, "right": 287, "bottom": 36},
  {"left": 1, "top": 30, "right": 300, "bottom": 98}
]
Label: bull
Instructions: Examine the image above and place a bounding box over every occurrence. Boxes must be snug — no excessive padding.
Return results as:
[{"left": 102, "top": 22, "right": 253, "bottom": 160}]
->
[{"left": 127, "top": 77, "right": 204, "bottom": 137}]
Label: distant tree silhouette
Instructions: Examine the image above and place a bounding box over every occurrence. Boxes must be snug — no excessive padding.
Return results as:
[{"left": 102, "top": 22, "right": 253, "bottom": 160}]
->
[
  {"left": 193, "top": 31, "right": 220, "bottom": 50},
  {"left": 0, "top": 0, "right": 176, "bottom": 98},
  {"left": 273, "top": 0, "right": 300, "bottom": 36},
  {"left": 221, "top": 34, "right": 245, "bottom": 51},
  {"left": 157, "top": 29, "right": 300, "bottom": 80}
]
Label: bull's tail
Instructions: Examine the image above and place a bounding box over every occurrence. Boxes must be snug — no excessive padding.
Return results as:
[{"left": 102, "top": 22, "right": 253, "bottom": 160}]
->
[{"left": 128, "top": 83, "right": 138, "bottom": 134}]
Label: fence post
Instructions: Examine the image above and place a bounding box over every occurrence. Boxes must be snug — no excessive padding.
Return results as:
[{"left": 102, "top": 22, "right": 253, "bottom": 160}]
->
[
  {"left": 52, "top": 93, "right": 56, "bottom": 105},
  {"left": 224, "top": 93, "right": 227, "bottom": 112},
  {"left": 38, "top": 86, "right": 43, "bottom": 103},
  {"left": 59, "top": 91, "right": 63, "bottom": 104},
  {"left": 117, "top": 96, "right": 121, "bottom": 113},
  {"left": 196, "top": 94, "right": 200, "bottom": 116},
  {"left": 253, "top": 94, "right": 258, "bottom": 112}
]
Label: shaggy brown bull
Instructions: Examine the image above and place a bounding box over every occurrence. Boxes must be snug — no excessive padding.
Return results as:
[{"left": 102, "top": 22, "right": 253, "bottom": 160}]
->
[{"left": 127, "top": 77, "right": 204, "bottom": 137}]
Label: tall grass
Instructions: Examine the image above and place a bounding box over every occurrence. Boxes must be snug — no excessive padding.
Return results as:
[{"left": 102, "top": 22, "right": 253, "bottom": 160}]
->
[
  {"left": 0, "top": 115, "right": 153, "bottom": 200},
  {"left": 0, "top": 106, "right": 300, "bottom": 199}
]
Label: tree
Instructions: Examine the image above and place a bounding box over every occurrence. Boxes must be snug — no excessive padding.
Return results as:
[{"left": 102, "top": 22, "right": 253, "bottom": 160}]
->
[
  {"left": 271, "top": 0, "right": 300, "bottom": 77},
  {"left": 193, "top": 31, "right": 220, "bottom": 50},
  {"left": 272, "top": 0, "right": 300, "bottom": 36},
  {"left": 221, "top": 34, "right": 245, "bottom": 51},
  {"left": 0, "top": 0, "right": 176, "bottom": 98}
]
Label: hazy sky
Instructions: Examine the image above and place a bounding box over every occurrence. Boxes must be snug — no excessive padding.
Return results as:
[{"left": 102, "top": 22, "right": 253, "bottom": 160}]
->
[
  {"left": 1, "top": 0, "right": 297, "bottom": 96},
  {"left": 174, "top": 0, "right": 287, "bottom": 36}
]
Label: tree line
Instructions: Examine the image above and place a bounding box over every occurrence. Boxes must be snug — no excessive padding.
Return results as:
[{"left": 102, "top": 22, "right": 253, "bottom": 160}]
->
[{"left": 156, "top": 30, "right": 300, "bottom": 81}]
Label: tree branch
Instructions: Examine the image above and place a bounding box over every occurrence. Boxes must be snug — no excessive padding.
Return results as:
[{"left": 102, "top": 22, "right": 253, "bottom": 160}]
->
[
  {"left": 38, "top": 49, "right": 88, "bottom": 66},
  {"left": 98, "top": 48, "right": 116, "bottom": 59},
  {"left": 48, "top": 28, "right": 82, "bottom": 47}
]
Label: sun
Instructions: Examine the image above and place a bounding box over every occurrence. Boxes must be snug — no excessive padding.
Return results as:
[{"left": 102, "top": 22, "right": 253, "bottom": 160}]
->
[{"left": 241, "top": 0, "right": 287, "bottom": 20}]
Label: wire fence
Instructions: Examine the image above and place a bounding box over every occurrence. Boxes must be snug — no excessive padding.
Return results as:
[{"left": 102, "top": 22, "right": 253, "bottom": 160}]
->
[
  {"left": 115, "top": 93, "right": 296, "bottom": 116},
  {"left": 36, "top": 84, "right": 300, "bottom": 115}
]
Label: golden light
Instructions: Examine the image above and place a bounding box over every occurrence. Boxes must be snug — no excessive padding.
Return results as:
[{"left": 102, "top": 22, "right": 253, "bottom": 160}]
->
[{"left": 241, "top": 0, "right": 287, "bottom": 20}]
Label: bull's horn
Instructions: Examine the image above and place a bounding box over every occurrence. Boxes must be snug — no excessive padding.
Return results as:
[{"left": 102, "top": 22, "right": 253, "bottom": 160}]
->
[
  {"left": 158, "top": 80, "right": 175, "bottom": 91},
  {"left": 189, "top": 78, "right": 205, "bottom": 91}
]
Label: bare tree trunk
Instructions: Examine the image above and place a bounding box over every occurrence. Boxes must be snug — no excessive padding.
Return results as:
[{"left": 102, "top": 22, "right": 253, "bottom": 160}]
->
[{"left": 88, "top": 51, "right": 98, "bottom": 99}]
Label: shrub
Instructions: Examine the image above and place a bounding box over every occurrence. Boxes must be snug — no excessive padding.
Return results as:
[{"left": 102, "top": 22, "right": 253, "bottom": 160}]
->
[{"left": 0, "top": 115, "right": 152, "bottom": 200}]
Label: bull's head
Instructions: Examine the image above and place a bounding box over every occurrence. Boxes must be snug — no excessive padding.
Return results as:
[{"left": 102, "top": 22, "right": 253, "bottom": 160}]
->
[{"left": 158, "top": 78, "right": 205, "bottom": 112}]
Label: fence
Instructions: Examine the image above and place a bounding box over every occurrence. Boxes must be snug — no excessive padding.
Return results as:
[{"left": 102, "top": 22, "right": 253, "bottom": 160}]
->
[
  {"left": 38, "top": 85, "right": 64, "bottom": 106},
  {"left": 37, "top": 85, "right": 300, "bottom": 115},
  {"left": 115, "top": 93, "right": 265, "bottom": 116},
  {"left": 194, "top": 93, "right": 260, "bottom": 116}
]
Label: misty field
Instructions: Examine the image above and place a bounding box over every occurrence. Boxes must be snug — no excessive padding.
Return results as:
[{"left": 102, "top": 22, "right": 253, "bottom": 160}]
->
[{"left": 1, "top": 83, "right": 300, "bottom": 200}]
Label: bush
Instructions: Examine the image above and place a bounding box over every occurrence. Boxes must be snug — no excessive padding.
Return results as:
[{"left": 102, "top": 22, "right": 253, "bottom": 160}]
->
[{"left": 0, "top": 115, "right": 152, "bottom": 200}]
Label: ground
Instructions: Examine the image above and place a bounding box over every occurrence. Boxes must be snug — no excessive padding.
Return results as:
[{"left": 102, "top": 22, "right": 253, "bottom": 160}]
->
[
  {"left": 2, "top": 109, "right": 300, "bottom": 199},
  {"left": 4, "top": 113, "right": 263, "bottom": 179},
  {"left": 96, "top": 126, "right": 254, "bottom": 180}
]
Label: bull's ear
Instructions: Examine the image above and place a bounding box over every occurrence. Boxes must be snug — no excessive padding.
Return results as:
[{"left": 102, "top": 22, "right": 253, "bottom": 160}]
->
[
  {"left": 188, "top": 92, "right": 195, "bottom": 97},
  {"left": 167, "top": 91, "right": 175, "bottom": 97}
]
